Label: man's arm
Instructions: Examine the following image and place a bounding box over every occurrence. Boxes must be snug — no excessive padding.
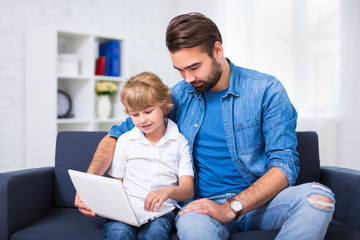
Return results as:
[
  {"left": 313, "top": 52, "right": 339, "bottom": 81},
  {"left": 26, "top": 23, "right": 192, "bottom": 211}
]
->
[
  {"left": 74, "top": 134, "right": 117, "bottom": 217},
  {"left": 87, "top": 134, "right": 117, "bottom": 174},
  {"left": 179, "top": 167, "right": 288, "bottom": 224}
]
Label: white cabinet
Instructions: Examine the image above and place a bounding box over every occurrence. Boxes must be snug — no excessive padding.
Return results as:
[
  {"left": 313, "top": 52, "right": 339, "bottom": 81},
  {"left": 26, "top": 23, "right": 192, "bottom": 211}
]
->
[{"left": 26, "top": 27, "right": 128, "bottom": 168}]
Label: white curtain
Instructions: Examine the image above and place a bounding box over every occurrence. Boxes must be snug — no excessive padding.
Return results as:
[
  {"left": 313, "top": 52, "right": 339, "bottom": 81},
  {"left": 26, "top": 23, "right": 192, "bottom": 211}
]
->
[
  {"left": 292, "top": 0, "right": 340, "bottom": 167},
  {"left": 218, "top": 0, "right": 343, "bottom": 167},
  {"left": 338, "top": 0, "right": 360, "bottom": 170}
]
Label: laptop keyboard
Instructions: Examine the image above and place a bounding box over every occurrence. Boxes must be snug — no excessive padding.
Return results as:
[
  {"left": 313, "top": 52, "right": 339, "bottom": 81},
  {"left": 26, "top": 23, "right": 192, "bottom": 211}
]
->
[{"left": 130, "top": 197, "right": 173, "bottom": 220}]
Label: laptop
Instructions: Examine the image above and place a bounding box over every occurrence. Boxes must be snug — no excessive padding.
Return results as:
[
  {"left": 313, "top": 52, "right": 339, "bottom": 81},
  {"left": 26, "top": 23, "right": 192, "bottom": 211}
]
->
[{"left": 68, "top": 169, "right": 175, "bottom": 227}]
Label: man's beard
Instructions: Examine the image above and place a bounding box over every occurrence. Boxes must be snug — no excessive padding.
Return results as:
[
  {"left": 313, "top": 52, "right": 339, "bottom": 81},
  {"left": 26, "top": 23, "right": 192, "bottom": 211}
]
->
[{"left": 192, "top": 58, "right": 223, "bottom": 93}]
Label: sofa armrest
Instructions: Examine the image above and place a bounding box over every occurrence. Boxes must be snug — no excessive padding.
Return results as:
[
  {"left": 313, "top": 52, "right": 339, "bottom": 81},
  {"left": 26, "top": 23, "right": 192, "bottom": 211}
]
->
[
  {"left": 0, "top": 167, "right": 54, "bottom": 240},
  {"left": 321, "top": 166, "right": 360, "bottom": 230}
]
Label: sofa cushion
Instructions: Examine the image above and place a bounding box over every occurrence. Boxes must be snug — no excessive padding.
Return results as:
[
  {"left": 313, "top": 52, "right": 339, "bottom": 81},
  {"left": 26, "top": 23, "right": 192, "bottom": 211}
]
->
[
  {"left": 217, "top": 220, "right": 360, "bottom": 240},
  {"left": 13, "top": 210, "right": 359, "bottom": 240},
  {"left": 11, "top": 208, "right": 105, "bottom": 240},
  {"left": 322, "top": 166, "right": 360, "bottom": 230},
  {"left": 54, "top": 131, "right": 107, "bottom": 208},
  {"left": 325, "top": 220, "right": 360, "bottom": 240}
]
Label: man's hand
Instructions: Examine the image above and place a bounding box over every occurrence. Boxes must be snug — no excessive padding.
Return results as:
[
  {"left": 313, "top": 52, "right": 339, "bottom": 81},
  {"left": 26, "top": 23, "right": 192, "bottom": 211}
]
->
[
  {"left": 179, "top": 198, "right": 235, "bottom": 224},
  {"left": 75, "top": 134, "right": 117, "bottom": 217},
  {"left": 74, "top": 192, "right": 97, "bottom": 217},
  {"left": 144, "top": 187, "right": 172, "bottom": 212}
]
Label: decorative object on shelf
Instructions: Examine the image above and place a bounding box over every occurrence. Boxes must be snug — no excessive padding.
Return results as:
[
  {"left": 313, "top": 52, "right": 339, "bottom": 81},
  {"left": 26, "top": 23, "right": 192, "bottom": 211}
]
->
[
  {"left": 96, "top": 95, "right": 112, "bottom": 119},
  {"left": 57, "top": 90, "right": 72, "bottom": 118},
  {"left": 57, "top": 53, "right": 79, "bottom": 75},
  {"left": 95, "top": 81, "right": 118, "bottom": 119}
]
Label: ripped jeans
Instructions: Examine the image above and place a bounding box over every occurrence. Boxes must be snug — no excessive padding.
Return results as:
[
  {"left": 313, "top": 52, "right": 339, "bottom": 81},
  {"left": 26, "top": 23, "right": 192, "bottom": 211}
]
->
[{"left": 176, "top": 182, "right": 335, "bottom": 240}]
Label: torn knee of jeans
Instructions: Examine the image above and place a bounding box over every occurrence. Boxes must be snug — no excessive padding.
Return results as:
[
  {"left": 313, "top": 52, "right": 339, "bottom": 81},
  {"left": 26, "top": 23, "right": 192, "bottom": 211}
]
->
[
  {"left": 307, "top": 194, "right": 334, "bottom": 209},
  {"left": 310, "top": 183, "right": 333, "bottom": 193}
]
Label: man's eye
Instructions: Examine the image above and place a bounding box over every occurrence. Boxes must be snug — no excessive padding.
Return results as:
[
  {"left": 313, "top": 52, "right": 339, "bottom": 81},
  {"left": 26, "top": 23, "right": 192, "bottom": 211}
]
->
[{"left": 191, "top": 66, "right": 198, "bottom": 71}]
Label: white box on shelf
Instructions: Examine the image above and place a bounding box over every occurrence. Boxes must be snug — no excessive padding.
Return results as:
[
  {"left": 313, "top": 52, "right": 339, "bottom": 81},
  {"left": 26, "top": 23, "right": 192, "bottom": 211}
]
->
[{"left": 57, "top": 53, "right": 79, "bottom": 75}]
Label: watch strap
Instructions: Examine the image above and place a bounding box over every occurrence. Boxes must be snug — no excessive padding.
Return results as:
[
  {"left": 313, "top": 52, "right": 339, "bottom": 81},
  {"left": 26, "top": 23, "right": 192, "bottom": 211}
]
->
[{"left": 227, "top": 199, "right": 242, "bottom": 220}]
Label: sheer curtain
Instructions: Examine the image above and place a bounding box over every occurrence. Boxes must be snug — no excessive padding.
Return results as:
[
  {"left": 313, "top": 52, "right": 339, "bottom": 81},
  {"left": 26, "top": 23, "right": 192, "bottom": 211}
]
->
[
  {"left": 218, "top": 0, "right": 341, "bottom": 167},
  {"left": 292, "top": 0, "right": 340, "bottom": 167},
  {"left": 338, "top": 0, "right": 360, "bottom": 170}
]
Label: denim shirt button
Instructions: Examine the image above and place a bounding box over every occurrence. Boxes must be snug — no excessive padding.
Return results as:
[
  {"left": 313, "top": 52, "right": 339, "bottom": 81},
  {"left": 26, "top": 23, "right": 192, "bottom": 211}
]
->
[{"left": 194, "top": 124, "right": 198, "bottom": 128}]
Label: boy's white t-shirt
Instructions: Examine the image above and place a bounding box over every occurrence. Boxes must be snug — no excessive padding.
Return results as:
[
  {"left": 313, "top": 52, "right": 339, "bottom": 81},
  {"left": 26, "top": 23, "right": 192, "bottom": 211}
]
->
[{"left": 107, "top": 119, "right": 194, "bottom": 205}]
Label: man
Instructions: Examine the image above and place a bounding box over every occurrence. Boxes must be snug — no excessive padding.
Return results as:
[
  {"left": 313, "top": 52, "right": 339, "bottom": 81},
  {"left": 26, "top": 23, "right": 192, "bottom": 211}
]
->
[{"left": 76, "top": 13, "right": 335, "bottom": 239}]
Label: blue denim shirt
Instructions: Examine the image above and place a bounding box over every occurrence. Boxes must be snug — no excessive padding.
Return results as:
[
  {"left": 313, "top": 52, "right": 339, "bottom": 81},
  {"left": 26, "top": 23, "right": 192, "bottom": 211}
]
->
[{"left": 109, "top": 59, "right": 299, "bottom": 189}]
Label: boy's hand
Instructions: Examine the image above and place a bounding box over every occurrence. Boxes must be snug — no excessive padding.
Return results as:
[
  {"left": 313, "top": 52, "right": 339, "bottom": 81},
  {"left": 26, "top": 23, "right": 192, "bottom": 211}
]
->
[{"left": 144, "top": 187, "right": 172, "bottom": 211}]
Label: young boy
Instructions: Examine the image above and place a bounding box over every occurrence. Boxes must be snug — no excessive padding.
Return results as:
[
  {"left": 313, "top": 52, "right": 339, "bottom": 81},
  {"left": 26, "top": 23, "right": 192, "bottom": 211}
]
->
[{"left": 103, "top": 72, "right": 194, "bottom": 240}]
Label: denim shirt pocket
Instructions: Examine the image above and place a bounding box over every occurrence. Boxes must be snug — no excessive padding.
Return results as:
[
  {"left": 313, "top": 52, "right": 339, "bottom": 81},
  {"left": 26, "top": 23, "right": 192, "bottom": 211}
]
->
[{"left": 234, "top": 119, "right": 264, "bottom": 154}]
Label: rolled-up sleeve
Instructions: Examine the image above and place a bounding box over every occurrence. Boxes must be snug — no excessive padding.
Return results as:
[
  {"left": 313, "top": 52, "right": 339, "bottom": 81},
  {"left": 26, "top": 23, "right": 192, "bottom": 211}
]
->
[
  {"left": 262, "top": 79, "right": 299, "bottom": 186},
  {"left": 108, "top": 117, "right": 135, "bottom": 138}
]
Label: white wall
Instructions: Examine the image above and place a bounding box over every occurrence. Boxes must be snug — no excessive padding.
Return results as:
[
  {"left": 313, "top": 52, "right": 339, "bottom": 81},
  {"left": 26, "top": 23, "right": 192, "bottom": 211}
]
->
[
  {"left": 2, "top": 0, "right": 358, "bottom": 172},
  {"left": 0, "top": 0, "right": 219, "bottom": 172}
]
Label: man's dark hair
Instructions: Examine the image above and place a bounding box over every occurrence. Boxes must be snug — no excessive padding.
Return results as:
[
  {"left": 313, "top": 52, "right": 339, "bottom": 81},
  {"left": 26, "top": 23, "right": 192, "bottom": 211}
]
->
[{"left": 165, "top": 12, "right": 222, "bottom": 57}]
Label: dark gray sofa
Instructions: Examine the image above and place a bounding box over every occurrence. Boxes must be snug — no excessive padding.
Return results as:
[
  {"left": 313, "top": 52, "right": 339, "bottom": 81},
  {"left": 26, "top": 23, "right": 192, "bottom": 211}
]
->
[{"left": 1, "top": 131, "right": 360, "bottom": 240}]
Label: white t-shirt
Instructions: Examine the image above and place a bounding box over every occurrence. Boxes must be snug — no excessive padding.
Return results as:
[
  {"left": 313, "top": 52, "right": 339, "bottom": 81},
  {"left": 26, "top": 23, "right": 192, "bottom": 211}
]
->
[{"left": 107, "top": 119, "right": 194, "bottom": 205}]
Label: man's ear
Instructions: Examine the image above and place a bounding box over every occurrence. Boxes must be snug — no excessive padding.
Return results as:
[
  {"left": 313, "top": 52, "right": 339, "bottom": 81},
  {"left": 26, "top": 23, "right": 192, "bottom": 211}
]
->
[{"left": 213, "top": 41, "right": 223, "bottom": 59}]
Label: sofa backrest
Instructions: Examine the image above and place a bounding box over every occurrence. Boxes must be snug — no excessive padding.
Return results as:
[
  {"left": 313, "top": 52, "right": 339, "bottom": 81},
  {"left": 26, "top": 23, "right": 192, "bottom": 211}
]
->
[
  {"left": 54, "top": 131, "right": 107, "bottom": 208},
  {"left": 53, "top": 131, "right": 320, "bottom": 208},
  {"left": 295, "top": 131, "right": 321, "bottom": 185}
]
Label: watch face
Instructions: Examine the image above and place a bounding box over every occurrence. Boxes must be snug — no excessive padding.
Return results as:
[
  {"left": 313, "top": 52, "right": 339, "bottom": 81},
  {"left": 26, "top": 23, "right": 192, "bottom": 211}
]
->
[
  {"left": 230, "top": 200, "right": 243, "bottom": 212},
  {"left": 57, "top": 90, "right": 72, "bottom": 118}
]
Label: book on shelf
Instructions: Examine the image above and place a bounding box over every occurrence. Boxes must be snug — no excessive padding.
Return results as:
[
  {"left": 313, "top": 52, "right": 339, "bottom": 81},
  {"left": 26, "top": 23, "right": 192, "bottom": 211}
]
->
[
  {"left": 99, "top": 40, "right": 121, "bottom": 77},
  {"left": 95, "top": 56, "right": 106, "bottom": 75},
  {"left": 109, "top": 40, "right": 120, "bottom": 77}
]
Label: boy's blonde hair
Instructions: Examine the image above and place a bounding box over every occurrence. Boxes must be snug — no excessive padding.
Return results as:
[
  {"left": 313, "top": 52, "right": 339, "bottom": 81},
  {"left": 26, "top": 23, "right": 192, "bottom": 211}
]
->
[{"left": 120, "top": 72, "right": 173, "bottom": 117}]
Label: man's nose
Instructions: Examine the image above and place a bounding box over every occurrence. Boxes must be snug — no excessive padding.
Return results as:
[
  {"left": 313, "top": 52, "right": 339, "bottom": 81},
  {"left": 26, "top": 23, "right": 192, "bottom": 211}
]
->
[{"left": 184, "top": 71, "right": 195, "bottom": 83}]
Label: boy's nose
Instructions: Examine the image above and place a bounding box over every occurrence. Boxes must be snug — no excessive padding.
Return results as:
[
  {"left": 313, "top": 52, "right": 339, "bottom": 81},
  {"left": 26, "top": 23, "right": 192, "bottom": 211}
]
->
[{"left": 139, "top": 114, "right": 147, "bottom": 123}]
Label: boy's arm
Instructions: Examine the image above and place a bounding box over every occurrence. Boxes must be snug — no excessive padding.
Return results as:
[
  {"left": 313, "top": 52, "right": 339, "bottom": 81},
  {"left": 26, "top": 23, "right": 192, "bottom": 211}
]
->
[
  {"left": 144, "top": 175, "right": 194, "bottom": 211},
  {"left": 167, "top": 175, "right": 194, "bottom": 201}
]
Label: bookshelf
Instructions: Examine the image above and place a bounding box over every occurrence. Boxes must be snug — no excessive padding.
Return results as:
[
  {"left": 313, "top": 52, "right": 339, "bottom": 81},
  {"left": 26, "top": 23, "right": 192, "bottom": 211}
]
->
[{"left": 25, "top": 27, "right": 128, "bottom": 168}]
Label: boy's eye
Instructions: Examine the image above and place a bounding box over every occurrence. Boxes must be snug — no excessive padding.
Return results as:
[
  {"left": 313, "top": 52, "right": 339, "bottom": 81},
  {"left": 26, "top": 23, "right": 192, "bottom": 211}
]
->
[
  {"left": 145, "top": 110, "right": 152, "bottom": 114},
  {"left": 130, "top": 113, "right": 138, "bottom": 117}
]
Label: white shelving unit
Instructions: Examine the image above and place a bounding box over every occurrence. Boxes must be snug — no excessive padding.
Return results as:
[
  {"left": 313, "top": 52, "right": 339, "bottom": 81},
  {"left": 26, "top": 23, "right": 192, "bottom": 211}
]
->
[{"left": 26, "top": 27, "right": 128, "bottom": 168}]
